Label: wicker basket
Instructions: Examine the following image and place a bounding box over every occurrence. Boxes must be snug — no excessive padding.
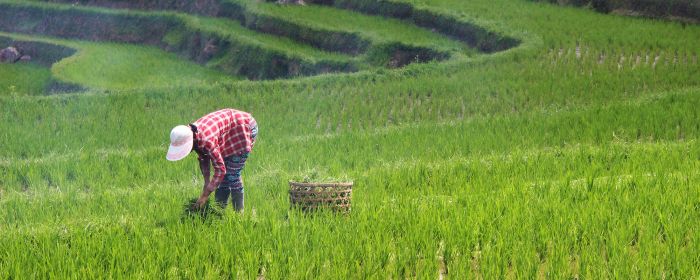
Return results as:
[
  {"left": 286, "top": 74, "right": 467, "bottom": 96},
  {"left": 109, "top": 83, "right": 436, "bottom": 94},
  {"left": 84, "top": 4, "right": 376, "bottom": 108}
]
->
[{"left": 289, "top": 181, "right": 353, "bottom": 213}]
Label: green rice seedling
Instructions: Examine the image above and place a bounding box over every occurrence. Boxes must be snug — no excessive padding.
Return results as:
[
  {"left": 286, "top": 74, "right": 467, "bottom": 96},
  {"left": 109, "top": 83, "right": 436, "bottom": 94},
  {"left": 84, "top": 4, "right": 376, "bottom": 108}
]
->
[
  {"left": 0, "top": 32, "right": 240, "bottom": 92},
  {"left": 0, "top": 0, "right": 699, "bottom": 278},
  {"left": 0, "top": 63, "right": 51, "bottom": 96},
  {"left": 235, "top": 0, "right": 474, "bottom": 55},
  {"left": 182, "top": 197, "right": 224, "bottom": 220}
]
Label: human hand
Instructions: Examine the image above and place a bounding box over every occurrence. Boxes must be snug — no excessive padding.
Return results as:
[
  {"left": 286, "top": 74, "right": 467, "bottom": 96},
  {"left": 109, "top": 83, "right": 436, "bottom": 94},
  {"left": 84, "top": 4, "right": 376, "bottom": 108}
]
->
[{"left": 195, "top": 196, "right": 208, "bottom": 209}]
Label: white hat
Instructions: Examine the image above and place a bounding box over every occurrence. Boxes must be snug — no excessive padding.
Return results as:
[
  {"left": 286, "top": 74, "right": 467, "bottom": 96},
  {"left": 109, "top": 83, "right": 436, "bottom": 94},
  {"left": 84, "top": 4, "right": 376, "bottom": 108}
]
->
[{"left": 166, "top": 125, "right": 193, "bottom": 161}]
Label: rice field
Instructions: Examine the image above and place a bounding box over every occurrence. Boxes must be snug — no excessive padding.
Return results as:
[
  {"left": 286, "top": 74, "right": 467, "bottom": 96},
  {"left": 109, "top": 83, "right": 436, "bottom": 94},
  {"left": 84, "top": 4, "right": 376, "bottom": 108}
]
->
[
  {"left": 0, "top": 62, "right": 50, "bottom": 96},
  {"left": 0, "top": 0, "right": 699, "bottom": 278},
  {"left": 0, "top": 32, "right": 241, "bottom": 92}
]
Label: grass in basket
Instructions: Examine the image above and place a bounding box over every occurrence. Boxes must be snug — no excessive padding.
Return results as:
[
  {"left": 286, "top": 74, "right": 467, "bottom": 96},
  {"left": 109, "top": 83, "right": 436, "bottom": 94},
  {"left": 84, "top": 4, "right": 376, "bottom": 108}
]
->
[{"left": 290, "top": 168, "right": 353, "bottom": 183}]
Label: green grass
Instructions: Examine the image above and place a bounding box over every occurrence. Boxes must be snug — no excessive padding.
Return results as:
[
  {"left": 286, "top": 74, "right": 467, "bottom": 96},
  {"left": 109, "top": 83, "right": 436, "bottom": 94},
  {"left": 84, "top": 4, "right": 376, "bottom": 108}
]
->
[
  {"left": 13, "top": 0, "right": 474, "bottom": 67},
  {"left": 1, "top": 84, "right": 699, "bottom": 278},
  {"left": 398, "top": 0, "right": 700, "bottom": 49},
  {"left": 236, "top": 0, "right": 474, "bottom": 55},
  {"left": 0, "top": 32, "right": 240, "bottom": 91},
  {"left": 52, "top": 41, "right": 239, "bottom": 91},
  {"left": 180, "top": 15, "right": 350, "bottom": 63},
  {"left": 1, "top": 0, "right": 356, "bottom": 79},
  {"left": 12, "top": 0, "right": 358, "bottom": 62},
  {"left": 0, "top": 63, "right": 51, "bottom": 96},
  {"left": 0, "top": 0, "right": 699, "bottom": 278}
]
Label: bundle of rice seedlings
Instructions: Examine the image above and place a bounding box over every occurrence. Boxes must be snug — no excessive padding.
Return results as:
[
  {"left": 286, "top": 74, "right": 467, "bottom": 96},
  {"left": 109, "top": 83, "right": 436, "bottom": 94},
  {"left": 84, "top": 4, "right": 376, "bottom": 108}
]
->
[{"left": 182, "top": 198, "right": 224, "bottom": 220}]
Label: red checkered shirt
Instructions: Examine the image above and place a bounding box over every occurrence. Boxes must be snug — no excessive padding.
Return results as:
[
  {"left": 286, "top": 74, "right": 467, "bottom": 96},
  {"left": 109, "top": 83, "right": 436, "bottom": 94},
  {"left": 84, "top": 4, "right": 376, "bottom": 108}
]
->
[{"left": 193, "top": 109, "right": 257, "bottom": 183}]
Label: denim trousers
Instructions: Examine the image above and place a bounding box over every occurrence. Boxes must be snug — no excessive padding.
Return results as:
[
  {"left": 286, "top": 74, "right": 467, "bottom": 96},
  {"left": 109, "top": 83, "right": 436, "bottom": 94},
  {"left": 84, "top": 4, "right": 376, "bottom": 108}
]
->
[{"left": 215, "top": 123, "right": 257, "bottom": 211}]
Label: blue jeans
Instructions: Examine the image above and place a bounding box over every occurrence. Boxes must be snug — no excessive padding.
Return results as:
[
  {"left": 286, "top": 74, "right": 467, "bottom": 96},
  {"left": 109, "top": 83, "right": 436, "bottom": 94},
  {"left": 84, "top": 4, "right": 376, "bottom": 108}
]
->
[{"left": 215, "top": 122, "right": 257, "bottom": 211}]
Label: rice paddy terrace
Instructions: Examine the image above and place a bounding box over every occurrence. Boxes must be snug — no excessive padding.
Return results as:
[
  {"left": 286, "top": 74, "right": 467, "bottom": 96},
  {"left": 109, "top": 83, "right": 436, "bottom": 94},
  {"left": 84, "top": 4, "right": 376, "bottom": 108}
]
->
[{"left": 0, "top": 0, "right": 699, "bottom": 278}]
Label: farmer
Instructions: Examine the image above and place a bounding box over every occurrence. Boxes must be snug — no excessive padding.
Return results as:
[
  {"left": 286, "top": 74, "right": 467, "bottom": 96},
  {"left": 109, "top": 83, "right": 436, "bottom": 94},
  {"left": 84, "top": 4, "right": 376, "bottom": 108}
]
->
[{"left": 166, "top": 109, "right": 258, "bottom": 212}]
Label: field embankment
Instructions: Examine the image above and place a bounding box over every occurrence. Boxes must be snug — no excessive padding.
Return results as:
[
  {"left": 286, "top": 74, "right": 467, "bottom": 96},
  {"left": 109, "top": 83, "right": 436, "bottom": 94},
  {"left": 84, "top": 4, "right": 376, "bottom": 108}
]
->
[
  {"left": 528, "top": 0, "right": 700, "bottom": 23},
  {"left": 1, "top": 0, "right": 699, "bottom": 278},
  {"left": 0, "top": 1, "right": 355, "bottom": 79},
  {"left": 0, "top": 35, "right": 83, "bottom": 93},
  {"left": 0, "top": 31, "right": 244, "bottom": 92},
  {"left": 305, "top": 0, "right": 520, "bottom": 53},
  {"left": 20, "top": 0, "right": 520, "bottom": 71}
]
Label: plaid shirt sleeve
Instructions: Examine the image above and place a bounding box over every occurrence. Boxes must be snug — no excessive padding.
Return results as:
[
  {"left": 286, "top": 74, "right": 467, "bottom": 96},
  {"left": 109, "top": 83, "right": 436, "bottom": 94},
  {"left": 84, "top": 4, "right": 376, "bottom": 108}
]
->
[
  {"left": 196, "top": 138, "right": 226, "bottom": 185},
  {"left": 208, "top": 147, "right": 226, "bottom": 184}
]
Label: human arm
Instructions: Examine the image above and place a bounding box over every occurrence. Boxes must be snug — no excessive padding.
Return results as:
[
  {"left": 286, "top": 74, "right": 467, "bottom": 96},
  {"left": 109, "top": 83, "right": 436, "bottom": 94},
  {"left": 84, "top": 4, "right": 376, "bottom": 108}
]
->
[
  {"left": 198, "top": 155, "right": 211, "bottom": 192},
  {"left": 196, "top": 149, "right": 226, "bottom": 207}
]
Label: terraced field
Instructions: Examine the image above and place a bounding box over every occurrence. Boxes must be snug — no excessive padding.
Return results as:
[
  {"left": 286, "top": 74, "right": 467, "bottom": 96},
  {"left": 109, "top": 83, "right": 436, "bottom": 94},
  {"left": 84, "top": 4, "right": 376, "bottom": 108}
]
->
[
  {"left": 1, "top": 0, "right": 699, "bottom": 278},
  {"left": 1, "top": 31, "right": 240, "bottom": 93}
]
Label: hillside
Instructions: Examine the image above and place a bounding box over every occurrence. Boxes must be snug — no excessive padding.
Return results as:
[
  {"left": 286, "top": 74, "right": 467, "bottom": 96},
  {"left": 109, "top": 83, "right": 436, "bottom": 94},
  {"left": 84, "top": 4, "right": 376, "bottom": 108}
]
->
[{"left": 0, "top": 0, "right": 699, "bottom": 278}]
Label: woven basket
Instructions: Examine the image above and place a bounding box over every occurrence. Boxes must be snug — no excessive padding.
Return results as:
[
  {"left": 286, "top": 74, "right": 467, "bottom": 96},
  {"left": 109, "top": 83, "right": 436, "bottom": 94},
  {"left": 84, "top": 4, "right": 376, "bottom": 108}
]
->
[{"left": 289, "top": 181, "right": 353, "bottom": 213}]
